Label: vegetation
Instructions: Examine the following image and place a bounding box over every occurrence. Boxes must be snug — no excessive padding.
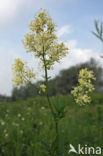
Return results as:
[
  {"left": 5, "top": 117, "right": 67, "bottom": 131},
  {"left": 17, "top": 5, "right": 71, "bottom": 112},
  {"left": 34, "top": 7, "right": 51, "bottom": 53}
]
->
[
  {"left": 92, "top": 20, "right": 103, "bottom": 43},
  {"left": 12, "top": 58, "right": 103, "bottom": 100},
  {"left": 0, "top": 4, "right": 103, "bottom": 156},
  {"left": 71, "top": 68, "right": 96, "bottom": 106},
  {"left": 12, "top": 9, "right": 69, "bottom": 155},
  {"left": 0, "top": 94, "right": 103, "bottom": 155},
  {"left": 11, "top": 8, "right": 98, "bottom": 155}
]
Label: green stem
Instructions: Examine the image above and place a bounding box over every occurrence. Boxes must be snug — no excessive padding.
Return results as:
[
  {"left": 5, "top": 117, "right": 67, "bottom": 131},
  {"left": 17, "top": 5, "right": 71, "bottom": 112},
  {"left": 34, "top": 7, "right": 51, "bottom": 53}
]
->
[
  {"left": 43, "top": 54, "right": 54, "bottom": 118},
  {"left": 55, "top": 119, "right": 59, "bottom": 155},
  {"left": 42, "top": 46, "right": 59, "bottom": 155}
]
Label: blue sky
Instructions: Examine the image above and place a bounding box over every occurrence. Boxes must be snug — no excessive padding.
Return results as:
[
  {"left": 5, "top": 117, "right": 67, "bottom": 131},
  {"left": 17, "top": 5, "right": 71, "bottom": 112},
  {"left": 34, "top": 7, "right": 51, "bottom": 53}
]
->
[{"left": 0, "top": 0, "right": 103, "bottom": 95}]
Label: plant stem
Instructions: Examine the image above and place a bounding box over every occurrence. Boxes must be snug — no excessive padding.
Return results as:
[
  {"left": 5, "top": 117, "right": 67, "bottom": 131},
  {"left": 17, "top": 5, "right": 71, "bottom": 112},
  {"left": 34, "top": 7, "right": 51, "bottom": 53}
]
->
[
  {"left": 42, "top": 46, "right": 59, "bottom": 155},
  {"left": 55, "top": 119, "right": 59, "bottom": 155},
  {"left": 43, "top": 53, "right": 54, "bottom": 118}
]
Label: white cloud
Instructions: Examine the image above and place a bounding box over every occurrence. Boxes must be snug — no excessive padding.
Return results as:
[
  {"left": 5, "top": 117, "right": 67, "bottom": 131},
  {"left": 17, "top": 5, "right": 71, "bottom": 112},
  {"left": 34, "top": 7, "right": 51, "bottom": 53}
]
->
[
  {"left": 62, "top": 48, "right": 101, "bottom": 68},
  {"left": 0, "top": 0, "right": 37, "bottom": 26},
  {"left": 49, "top": 41, "right": 102, "bottom": 78},
  {"left": 0, "top": 0, "right": 80, "bottom": 26},
  {"left": 65, "top": 40, "right": 77, "bottom": 49},
  {"left": 0, "top": 0, "right": 23, "bottom": 25},
  {"left": 57, "top": 25, "right": 71, "bottom": 37}
]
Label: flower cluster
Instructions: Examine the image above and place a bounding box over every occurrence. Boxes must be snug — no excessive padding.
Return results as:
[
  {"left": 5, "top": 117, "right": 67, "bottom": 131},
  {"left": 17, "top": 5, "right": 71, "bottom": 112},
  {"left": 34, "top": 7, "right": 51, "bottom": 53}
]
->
[
  {"left": 71, "top": 68, "right": 96, "bottom": 106},
  {"left": 22, "top": 9, "right": 68, "bottom": 70},
  {"left": 40, "top": 84, "right": 46, "bottom": 92},
  {"left": 12, "top": 58, "right": 36, "bottom": 86}
]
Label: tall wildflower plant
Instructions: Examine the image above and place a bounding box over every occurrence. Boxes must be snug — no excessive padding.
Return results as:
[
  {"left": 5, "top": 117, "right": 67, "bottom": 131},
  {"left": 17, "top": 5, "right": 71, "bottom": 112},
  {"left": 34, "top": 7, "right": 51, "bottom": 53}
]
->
[
  {"left": 12, "top": 9, "right": 96, "bottom": 155},
  {"left": 12, "top": 9, "right": 68, "bottom": 155}
]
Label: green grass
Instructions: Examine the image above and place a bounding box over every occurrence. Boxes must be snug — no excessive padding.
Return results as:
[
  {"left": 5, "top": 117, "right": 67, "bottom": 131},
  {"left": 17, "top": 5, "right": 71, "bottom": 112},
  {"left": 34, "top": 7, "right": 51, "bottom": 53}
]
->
[{"left": 0, "top": 93, "right": 103, "bottom": 155}]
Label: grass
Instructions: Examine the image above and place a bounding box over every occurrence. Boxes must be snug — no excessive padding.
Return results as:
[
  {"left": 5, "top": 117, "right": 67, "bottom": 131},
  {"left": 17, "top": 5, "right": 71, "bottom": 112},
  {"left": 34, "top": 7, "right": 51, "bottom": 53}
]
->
[{"left": 0, "top": 93, "right": 103, "bottom": 155}]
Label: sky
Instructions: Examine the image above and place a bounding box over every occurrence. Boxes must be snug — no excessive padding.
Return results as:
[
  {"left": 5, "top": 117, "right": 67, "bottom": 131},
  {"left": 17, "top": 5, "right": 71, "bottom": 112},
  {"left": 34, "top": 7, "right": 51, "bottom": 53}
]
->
[{"left": 0, "top": 0, "right": 103, "bottom": 96}]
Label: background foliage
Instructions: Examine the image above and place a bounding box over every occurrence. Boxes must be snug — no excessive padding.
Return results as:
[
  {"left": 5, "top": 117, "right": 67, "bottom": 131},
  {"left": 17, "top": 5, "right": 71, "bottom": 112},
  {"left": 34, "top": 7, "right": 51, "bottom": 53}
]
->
[{"left": 11, "top": 58, "right": 103, "bottom": 101}]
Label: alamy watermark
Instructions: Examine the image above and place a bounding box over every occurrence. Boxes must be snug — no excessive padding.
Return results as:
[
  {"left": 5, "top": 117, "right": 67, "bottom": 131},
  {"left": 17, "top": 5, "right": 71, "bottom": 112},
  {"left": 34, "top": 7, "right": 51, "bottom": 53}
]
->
[{"left": 68, "top": 144, "right": 102, "bottom": 155}]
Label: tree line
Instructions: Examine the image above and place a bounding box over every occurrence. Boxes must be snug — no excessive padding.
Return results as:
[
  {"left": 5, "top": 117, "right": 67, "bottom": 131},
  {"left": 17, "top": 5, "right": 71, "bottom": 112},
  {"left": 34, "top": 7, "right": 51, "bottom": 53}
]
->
[{"left": 11, "top": 58, "right": 103, "bottom": 101}]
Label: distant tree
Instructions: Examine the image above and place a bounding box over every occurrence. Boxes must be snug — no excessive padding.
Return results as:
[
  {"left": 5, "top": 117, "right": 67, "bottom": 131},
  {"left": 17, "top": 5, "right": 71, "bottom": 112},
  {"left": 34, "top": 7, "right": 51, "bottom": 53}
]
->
[
  {"left": 48, "top": 58, "right": 103, "bottom": 95},
  {"left": 12, "top": 82, "right": 40, "bottom": 101},
  {"left": 12, "top": 88, "right": 19, "bottom": 101},
  {"left": 12, "top": 58, "right": 103, "bottom": 99}
]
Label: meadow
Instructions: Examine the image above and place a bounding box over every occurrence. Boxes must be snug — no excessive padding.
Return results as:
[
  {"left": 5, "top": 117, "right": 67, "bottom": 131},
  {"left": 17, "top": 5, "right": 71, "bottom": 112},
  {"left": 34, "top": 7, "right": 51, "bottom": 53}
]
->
[{"left": 0, "top": 93, "right": 103, "bottom": 156}]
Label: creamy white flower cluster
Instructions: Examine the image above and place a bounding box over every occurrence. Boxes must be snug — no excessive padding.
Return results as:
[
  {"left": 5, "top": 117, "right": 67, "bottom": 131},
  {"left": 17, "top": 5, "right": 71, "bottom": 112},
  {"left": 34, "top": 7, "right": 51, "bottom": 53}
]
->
[{"left": 71, "top": 68, "right": 96, "bottom": 106}]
